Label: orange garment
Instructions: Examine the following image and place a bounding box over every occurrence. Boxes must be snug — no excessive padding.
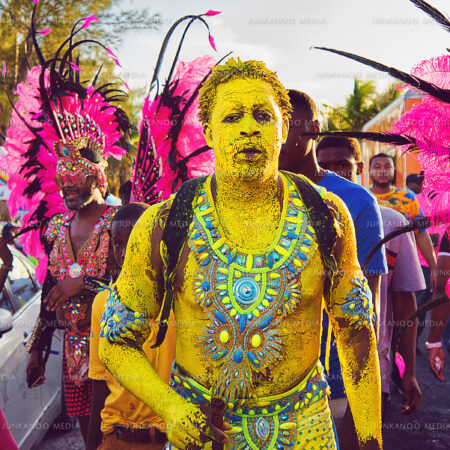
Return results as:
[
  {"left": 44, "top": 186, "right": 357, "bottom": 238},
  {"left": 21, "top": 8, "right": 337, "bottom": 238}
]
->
[
  {"left": 373, "top": 186, "right": 421, "bottom": 220},
  {"left": 89, "top": 289, "right": 176, "bottom": 435},
  {"left": 373, "top": 186, "right": 423, "bottom": 235},
  {"left": 98, "top": 433, "right": 164, "bottom": 450}
]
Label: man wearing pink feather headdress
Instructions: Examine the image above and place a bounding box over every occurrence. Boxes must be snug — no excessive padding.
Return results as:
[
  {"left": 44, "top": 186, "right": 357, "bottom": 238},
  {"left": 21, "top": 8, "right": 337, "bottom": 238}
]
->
[{"left": 0, "top": 11, "right": 131, "bottom": 444}]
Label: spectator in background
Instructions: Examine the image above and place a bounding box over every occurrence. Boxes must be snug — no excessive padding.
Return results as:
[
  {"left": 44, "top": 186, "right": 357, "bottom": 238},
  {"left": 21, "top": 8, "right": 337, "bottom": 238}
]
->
[
  {"left": 369, "top": 154, "right": 437, "bottom": 291},
  {"left": 119, "top": 180, "right": 132, "bottom": 206},
  {"left": 378, "top": 206, "right": 423, "bottom": 421},
  {"left": 87, "top": 203, "right": 176, "bottom": 450},
  {"left": 406, "top": 173, "right": 446, "bottom": 348},
  {"left": 0, "top": 200, "right": 12, "bottom": 225},
  {"left": 314, "top": 134, "right": 387, "bottom": 319},
  {"left": 314, "top": 137, "right": 422, "bottom": 443},
  {"left": 405, "top": 173, "right": 423, "bottom": 196},
  {"left": 279, "top": 90, "right": 387, "bottom": 444},
  {"left": 316, "top": 136, "right": 364, "bottom": 183}
]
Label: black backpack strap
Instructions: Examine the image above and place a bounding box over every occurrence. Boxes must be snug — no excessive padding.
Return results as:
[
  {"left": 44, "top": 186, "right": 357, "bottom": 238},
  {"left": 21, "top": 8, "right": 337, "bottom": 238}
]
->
[
  {"left": 281, "top": 171, "right": 338, "bottom": 301},
  {"left": 152, "top": 176, "right": 207, "bottom": 348}
]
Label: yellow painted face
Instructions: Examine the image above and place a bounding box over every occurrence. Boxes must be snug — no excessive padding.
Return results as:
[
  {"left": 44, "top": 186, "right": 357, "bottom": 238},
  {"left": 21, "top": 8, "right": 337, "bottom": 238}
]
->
[{"left": 203, "top": 78, "right": 289, "bottom": 181}]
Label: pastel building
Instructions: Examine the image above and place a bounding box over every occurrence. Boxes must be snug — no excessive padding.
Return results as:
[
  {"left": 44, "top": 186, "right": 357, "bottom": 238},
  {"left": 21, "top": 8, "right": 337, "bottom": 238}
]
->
[{"left": 361, "top": 90, "right": 424, "bottom": 187}]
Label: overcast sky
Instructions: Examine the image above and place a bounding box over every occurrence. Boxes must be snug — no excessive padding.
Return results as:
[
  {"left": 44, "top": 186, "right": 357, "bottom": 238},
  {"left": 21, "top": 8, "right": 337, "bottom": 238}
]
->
[{"left": 114, "top": 0, "right": 449, "bottom": 107}]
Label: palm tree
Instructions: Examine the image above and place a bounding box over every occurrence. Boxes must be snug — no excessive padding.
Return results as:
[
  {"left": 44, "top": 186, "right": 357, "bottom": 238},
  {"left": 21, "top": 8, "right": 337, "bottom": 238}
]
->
[{"left": 322, "top": 79, "right": 400, "bottom": 131}]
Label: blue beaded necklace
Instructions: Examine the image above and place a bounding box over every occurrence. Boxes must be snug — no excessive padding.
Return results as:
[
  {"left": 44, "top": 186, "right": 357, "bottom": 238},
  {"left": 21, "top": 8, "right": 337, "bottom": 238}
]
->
[{"left": 189, "top": 174, "right": 319, "bottom": 402}]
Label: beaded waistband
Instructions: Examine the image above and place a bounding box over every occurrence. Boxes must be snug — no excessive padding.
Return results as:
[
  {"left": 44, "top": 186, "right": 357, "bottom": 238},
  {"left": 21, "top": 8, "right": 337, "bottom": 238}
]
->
[{"left": 170, "top": 361, "right": 331, "bottom": 449}]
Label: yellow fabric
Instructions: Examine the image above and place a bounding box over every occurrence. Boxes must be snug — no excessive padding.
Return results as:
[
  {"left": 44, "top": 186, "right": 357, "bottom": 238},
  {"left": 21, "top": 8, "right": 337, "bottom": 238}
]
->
[
  {"left": 168, "top": 361, "right": 336, "bottom": 450},
  {"left": 89, "top": 289, "right": 176, "bottom": 434},
  {"left": 374, "top": 187, "right": 422, "bottom": 236},
  {"left": 373, "top": 187, "right": 421, "bottom": 220},
  {"left": 294, "top": 397, "right": 337, "bottom": 449},
  {"left": 167, "top": 397, "right": 337, "bottom": 450}
]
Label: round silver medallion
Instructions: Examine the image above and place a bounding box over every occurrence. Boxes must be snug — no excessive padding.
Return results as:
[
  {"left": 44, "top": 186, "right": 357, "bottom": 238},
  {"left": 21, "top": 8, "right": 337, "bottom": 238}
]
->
[{"left": 69, "top": 262, "right": 82, "bottom": 278}]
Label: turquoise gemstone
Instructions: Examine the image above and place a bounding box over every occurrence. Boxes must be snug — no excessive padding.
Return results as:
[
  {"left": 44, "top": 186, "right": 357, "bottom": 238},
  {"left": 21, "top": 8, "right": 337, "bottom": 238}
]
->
[
  {"left": 266, "top": 252, "right": 274, "bottom": 269},
  {"left": 233, "top": 277, "right": 260, "bottom": 305},
  {"left": 211, "top": 349, "right": 228, "bottom": 361},
  {"left": 258, "top": 315, "right": 273, "bottom": 329},
  {"left": 233, "top": 350, "right": 243, "bottom": 363},
  {"left": 248, "top": 351, "right": 260, "bottom": 368},
  {"left": 239, "top": 314, "right": 247, "bottom": 332},
  {"left": 227, "top": 251, "right": 237, "bottom": 264},
  {"left": 213, "top": 309, "right": 227, "bottom": 324}
]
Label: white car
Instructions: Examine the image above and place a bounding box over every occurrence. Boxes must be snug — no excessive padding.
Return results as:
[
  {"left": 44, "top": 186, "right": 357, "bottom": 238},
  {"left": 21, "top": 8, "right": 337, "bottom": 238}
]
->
[{"left": 0, "top": 247, "right": 64, "bottom": 450}]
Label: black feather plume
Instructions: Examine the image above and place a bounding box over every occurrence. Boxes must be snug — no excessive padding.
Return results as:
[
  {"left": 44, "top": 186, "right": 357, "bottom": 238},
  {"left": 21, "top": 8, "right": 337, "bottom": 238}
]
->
[
  {"left": 302, "top": 130, "right": 418, "bottom": 150},
  {"left": 313, "top": 47, "right": 450, "bottom": 104},
  {"left": 410, "top": 0, "right": 450, "bottom": 32}
]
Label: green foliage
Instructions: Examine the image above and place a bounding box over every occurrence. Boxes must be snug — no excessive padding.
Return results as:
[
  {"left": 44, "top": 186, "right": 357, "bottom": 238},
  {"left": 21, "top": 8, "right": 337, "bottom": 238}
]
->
[
  {"left": 0, "top": 0, "right": 160, "bottom": 134},
  {"left": 321, "top": 79, "right": 401, "bottom": 131}
]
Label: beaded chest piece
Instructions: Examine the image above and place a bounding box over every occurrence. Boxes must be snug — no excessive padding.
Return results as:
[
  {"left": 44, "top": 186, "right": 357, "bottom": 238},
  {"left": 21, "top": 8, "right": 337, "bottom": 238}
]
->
[
  {"left": 46, "top": 206, "right": 115, "bottom": 282},
  {"left": 188, "top": 175, "right": 320, "bottom": 402},
  {"left": 46, "top": 206, "right": 115, "bottom": 385}
]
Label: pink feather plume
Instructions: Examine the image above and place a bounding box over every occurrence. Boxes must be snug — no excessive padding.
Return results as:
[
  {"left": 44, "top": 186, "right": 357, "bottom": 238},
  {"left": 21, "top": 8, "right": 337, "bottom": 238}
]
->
[
  {"left": 68, "top": 62, "right": 83, "bottom": 72},
  {"left": 394, "top": 352, "right": 406, "bottom": 379},
  {"left": 82, "top": 14, "right": 100, "bottom": 29},
  {"left": 204, "top": 10, "right": 222, "bottom": 16},
  {"left": 393, "top": 55, "right": 450, "bottom": 228},
  {"left": 132, "top": 56, "right": 216, "bottom": 202},
  {"left": 208, "top": 34, "right": 217, "bottom": 52}
]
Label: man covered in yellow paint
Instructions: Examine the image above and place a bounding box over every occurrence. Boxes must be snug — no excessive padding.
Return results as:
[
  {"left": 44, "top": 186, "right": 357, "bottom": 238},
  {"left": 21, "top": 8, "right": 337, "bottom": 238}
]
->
[{"left": 99, "top": 58, "right": 382, "bottom": 449}]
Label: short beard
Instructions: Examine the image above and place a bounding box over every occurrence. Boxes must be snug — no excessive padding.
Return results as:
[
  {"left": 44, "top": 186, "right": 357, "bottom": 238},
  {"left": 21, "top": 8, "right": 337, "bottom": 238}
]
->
[
  {"left": 373, "top": 179, "right": 393, "bottom": 188},
  {"left": 232, "top": 164, "right": 266, "bottom": 182},
  {"left": 228, "top": 138, "right": 271, "bottom": 181},
  {"left": 63, "top": 189, "right": 96, "bottom": 211}
]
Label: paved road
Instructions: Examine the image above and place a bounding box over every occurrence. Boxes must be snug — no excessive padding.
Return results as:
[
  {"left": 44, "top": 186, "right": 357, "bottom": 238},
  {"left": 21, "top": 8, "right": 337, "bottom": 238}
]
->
[
  {"left": 382, "top": 331, "right": 450, "bottom": 450},
  {"left": 38, "top": 334, "right": 450, "bottom": 449}
]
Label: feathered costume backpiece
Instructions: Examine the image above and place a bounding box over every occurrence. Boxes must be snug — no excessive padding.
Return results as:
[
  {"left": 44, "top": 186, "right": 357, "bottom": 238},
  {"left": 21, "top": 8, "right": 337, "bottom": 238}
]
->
[
  {"left": 1, "top": 8, "right": 130, "bottom": 282},
  {"left": 310, "top": 0, "right": 450, "bottom": 230},
  {"left": 130, "top": 10, "right": 227, "bottom": 204},
  {"left": 308, "top": 0, "right": 450, "bottom": 321}
]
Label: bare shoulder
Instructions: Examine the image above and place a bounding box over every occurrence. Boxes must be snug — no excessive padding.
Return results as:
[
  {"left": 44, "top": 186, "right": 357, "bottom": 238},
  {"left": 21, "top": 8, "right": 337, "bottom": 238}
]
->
[{"left": 128, "top": 196, "right": 174, "bottom": 250}]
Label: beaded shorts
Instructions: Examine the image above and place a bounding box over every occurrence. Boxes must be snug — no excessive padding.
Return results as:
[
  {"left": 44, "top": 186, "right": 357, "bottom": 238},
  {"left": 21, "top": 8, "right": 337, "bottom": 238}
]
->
[
  {"left": 166, "top": 361, "right": 338, "bottom": 449},
  {"left": 62, "top": 344, "right": 92, "bottom": 417}
]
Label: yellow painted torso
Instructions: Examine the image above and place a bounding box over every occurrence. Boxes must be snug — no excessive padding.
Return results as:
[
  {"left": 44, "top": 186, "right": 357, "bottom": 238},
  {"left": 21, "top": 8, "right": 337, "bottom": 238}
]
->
[{"left": 172, "top": 174, "right": 328, "bottom": 399}]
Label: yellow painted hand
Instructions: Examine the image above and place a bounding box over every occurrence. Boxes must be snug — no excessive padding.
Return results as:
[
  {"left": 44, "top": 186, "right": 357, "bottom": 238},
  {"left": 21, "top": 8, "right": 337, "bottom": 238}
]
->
[{"left": 163, "top": 400, "right": 229, "bottom": 450}]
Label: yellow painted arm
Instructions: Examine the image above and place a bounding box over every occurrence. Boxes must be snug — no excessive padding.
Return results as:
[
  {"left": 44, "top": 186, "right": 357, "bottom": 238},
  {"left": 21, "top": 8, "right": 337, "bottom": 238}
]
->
[
  {"left": 324, "top": 192, "right": 382, "bottom": 449},
  {"left": 98, "top": 201, "right": 217, "bottom": 448},
  {"left": 98, "top": 203, "right": 176, "bottom": 415}
]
